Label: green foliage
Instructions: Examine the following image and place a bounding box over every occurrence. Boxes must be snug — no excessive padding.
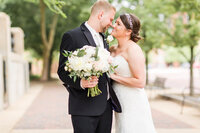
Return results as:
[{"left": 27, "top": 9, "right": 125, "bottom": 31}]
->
[
  {"left": 121, "top": 0, "right": 200, "bottom": 62},
  {"left": 118, "top": 0, "right": 171, "bottom": 53},
  {"left": 77, "top": 49, "right": 86, "bottom": 57},
  {"left": 24, "top": 0, "right": 39, "bottom": 4},
  {"left": 164, "top": 46, "right": 190, "bottom": 63},
  {"left": 170, "top": 0, "right": 200, "bottom": 18},
  {"left": 1, "top": 0, "right": 92, "bottom": 59},
  {"left": 155, "top": 0, "right": 200, "bottom": 95},
  {"left": 164, "top": 0, "right": 200, "bottom": 61},
  {"left": 25, "top": 0, "right": 67, "bottom": 18},
  {"left": 30, "top": 74, "right": 40, "bottom": 81},
  {"left": 62, "top": 50, "right": 69, "bottom": 57},
  {"left": 2, "top": 2, "right": 42, "bottom": 58},
  {"left": 52, "top": 0, "right": 92, "bottom": 57},
  {"left": 94, "top": 47, "right": 99, "bottom": 61}
]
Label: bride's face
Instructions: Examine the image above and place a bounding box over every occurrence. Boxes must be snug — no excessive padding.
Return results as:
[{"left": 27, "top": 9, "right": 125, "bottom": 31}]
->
[{"left": 111, "top": 17, "right": 128, "bottom": 38}]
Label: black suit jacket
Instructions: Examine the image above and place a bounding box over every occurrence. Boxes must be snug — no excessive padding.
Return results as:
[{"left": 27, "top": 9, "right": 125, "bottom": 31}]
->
[{"left": 57, "top": 22, "right": 122, "bottom": 116}]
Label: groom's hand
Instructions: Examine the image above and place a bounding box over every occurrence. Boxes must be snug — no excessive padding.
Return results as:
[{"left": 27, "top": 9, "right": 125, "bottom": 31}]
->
[{"left": 80, "top": 76, "right": 99, "bottom": 88}]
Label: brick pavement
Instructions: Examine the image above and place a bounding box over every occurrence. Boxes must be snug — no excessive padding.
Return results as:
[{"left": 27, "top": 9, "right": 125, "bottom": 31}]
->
[
  {"left": 151, "top": 109, "right": 193, "bottom": 128},
  {"left": 14, "top": 81, "right": 72, "bottom": 129},
  {"left": 14, "top": 81, "right": 194, "bottom": 130}
]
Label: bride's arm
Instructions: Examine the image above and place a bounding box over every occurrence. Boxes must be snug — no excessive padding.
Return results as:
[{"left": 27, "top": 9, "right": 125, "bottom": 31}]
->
[{"left": 110, "top": 44, "right": 146, "bottom": 88}]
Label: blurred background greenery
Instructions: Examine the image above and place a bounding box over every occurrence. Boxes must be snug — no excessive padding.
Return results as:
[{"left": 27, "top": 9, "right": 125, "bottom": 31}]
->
[{"left": 1, "top": 0, "right": 200, "bottom": 96}]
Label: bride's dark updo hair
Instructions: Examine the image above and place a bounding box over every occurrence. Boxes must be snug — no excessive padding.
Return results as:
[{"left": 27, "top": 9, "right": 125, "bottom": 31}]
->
[{"left": 120, "top": 13, "right": 141, "bottom": 43}]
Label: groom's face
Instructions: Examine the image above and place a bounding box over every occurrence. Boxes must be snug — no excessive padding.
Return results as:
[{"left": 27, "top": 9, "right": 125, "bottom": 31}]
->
[{"left": 99, "top": 9, "right": 115, "bottom": 33}]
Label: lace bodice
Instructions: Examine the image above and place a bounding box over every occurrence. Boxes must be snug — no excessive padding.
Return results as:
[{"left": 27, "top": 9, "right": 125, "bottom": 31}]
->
[{"left": 112, "top": 55, "right": 132, "bottom": 77}]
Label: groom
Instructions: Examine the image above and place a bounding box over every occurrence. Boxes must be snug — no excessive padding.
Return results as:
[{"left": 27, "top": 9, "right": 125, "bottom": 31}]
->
[{"left": 57, "top": 0, "right": 121, "bottom": 133}]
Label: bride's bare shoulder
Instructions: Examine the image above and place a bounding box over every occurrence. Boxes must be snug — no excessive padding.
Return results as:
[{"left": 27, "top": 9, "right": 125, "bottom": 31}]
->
[
  {"left": 127, "top": 42, "right": 144, "bottom": 59},
  {"left": 128, "top": 42, "right": 142, "bottom": 53},
  {"left": 109, "top": 45, "right": 118, "bottom": 56}
]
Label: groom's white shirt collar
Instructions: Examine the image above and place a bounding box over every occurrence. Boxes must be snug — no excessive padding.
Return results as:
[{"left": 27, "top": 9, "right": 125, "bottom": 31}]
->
[
  {"left": 85, "top": 21, "right": 99, "bottom": 36},
  {"left": 85, "top": 21, "right": 104, "bottom": 48}
]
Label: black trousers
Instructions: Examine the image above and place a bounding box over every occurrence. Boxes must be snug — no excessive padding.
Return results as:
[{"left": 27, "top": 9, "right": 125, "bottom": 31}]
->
[{"left": 71, "top": 100, "right": 113, "bottom": 133}]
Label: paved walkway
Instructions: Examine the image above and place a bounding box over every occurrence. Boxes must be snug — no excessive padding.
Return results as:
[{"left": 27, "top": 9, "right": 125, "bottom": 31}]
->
[{"left": 0, "top": 80, "right": 200, "bottom": 133}]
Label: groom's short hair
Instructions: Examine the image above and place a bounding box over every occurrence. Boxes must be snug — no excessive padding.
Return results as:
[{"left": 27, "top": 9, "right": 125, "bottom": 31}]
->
[{"left": 91, "top": 0, "right": 116, "bottom": 15}]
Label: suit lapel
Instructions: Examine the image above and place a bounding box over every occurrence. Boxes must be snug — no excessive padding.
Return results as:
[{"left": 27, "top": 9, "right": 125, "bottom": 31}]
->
[{"left": 81, "top": 22, "right": 96, "bottom": 47}]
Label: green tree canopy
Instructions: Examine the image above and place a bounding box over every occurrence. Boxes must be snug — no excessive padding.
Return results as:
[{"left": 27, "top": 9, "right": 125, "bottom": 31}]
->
[{"left": 1, "top": 0, "right": 93, "bottom": 80}]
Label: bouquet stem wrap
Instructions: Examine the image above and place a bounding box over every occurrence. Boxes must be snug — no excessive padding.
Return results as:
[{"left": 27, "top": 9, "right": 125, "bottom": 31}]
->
[{"left": 87, "top": 84, "right": 102, "bottom": 97}]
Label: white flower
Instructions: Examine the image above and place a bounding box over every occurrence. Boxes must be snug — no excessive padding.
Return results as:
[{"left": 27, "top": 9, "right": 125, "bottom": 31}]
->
[
  {"left": 83, "top": 61, "right": 93, "bottom": 71},
  {"left": 63, "top": 45, "right": 118, "bottom": 97},
  {"left": 98, "top": 48, "right": 110, "bottom": 60},
  {"left": 64, "top": 66, "right": 68, "bottom": 71},
  {"left": 92, "top": 48, "right": 111, "bottom": 72},
  {"left": 107, "top": 35, "right": 114, "bottom": 43},
  {"left": 82, "top": 45, "right": 93, "bottom": 50},
  {"left": 108, "top": 28, "right": 113, "bottom": 34},
  {"left": 68, "top": 57, "right": 85, "bottom": 71},
  {"left": 85, "top": 47, "right": 96, "bottom": 57}
]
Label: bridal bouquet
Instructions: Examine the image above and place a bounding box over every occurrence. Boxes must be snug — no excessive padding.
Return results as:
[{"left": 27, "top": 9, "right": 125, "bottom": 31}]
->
[{"left": 63, "top": 45, "right": 117, "bottom": 97}]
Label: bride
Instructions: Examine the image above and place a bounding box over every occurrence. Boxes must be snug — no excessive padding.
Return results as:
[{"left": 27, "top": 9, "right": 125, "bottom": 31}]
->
[{"left": 110, "top": 13, "right": 157, "bottom": 133}]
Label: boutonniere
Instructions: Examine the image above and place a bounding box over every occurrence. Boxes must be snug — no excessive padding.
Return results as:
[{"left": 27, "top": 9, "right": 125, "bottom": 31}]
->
[
  {"left": 107, "top": 35, "right": 114, "bottom": 43},
  {"left": 106, "top": 28, "right": 114, "bottom": 45}
]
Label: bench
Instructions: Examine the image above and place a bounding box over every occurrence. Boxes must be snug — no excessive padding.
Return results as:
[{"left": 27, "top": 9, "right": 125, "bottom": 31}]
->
[
  {"left": 146, "top": 77, "right": 167, "bottom": 100},
  {"left": 180, "top": 87, "right": 200, "bottom": 114},
  {"left": 160, "top": 88, "right": 200, "bottom": 114}
]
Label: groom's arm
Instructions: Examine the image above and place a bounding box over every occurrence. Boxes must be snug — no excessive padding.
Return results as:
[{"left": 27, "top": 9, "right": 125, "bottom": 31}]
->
[{"left": 57, "top": 32, "right": 83, "bottom": 90}]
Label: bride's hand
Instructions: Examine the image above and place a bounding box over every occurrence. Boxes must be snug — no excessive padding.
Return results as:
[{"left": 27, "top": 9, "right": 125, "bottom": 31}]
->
[{"left": 110, "top": 73, "right": 117, "bottom": 80}]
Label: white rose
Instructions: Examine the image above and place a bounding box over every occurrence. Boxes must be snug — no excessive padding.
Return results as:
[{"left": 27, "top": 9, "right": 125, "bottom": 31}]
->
[
  {"left": 85, "top": 47, "right": 96, "bottom": 57},
  {"left": 83, "top": 62, "right": 93, "bottom": 71},
  {"left": 69, "top": 57, "right": 85, "bottom": 71},
  {"left": 107, "top": 35, "right": 114, "bottom": 43},
  {"left": 108, "top": 28, "right": 113, "bottom": 34}
]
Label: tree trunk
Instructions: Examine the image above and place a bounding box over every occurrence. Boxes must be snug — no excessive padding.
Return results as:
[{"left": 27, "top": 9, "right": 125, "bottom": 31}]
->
[
  {"left": 39, "top": 0, "right": 58, "bottom": 81},
  {"left": 145, "top": 51, "right": 149, "bottom": 85},
  {"left": 41, "top": 48, "right": 50, "bottom": 81},
  {"left": 143, "top": 29, "right": 149, "bottom": 85},
  {"left": 48, "top": 49, "right": 53, "bottom": 80},
  {"left": 189, "top": 45, "right": 194, "bottom": 96}
]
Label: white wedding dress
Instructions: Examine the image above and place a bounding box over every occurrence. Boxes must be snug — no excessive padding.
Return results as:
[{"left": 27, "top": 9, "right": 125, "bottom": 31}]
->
[{"left": 112, "top": 55, "right": 157, "bottom": 133}]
